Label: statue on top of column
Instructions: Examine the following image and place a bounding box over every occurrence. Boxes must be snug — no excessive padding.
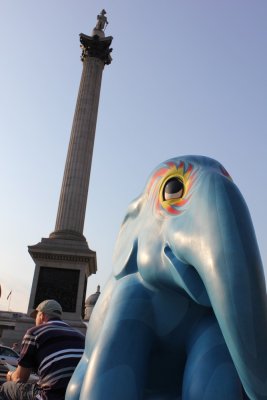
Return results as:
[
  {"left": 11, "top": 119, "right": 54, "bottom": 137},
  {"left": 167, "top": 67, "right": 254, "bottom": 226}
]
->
[{"left": 95, "top": 9, "right": 108, "bottom": 31}]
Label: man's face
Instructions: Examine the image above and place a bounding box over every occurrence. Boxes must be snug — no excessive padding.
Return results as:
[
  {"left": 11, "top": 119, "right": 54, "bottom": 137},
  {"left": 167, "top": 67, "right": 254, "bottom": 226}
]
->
[{"left": 35, "top": 311, "right": 44, "bottom": 326}]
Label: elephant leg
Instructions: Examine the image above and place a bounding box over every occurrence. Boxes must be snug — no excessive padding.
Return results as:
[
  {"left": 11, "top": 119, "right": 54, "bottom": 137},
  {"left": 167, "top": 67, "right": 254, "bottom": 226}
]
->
[
  {"left": 65, "top": 356, "right": 89, "bottom": 400},
  {"left": 182, "top": 316, "right": 244, "bottom": 400},
  {"left": 66, "top": 277, "right": 118, "bottom": 400},
  {"left": 79, "top": 274, "right": 155, "bottom": 400}
]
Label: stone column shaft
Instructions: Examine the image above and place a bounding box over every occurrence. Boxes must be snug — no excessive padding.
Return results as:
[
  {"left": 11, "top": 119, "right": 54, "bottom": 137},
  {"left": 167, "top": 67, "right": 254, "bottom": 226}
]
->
[
  {"left": 50, "top": 33, "right": 113, "bottom": 241},
  {"left": 53, "top": 57, "right": 104, "bottom": 238}
]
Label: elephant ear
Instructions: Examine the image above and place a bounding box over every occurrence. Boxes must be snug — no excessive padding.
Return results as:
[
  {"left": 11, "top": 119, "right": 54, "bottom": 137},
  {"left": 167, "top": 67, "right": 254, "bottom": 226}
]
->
[{"left": 113, "top": 195, "right": 144, "bottom": 278}]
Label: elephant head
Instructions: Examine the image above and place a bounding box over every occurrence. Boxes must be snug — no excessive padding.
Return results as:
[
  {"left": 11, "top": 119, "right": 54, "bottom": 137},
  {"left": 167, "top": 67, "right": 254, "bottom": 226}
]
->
[{"left": 113, "top": 155, "right": 267, "bottom": 400}]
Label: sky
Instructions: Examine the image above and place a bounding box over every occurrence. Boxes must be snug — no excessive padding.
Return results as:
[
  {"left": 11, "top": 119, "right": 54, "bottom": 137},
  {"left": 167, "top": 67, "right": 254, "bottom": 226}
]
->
[{"left": 0, "top": 1, "right": 266, "bottom": 313}]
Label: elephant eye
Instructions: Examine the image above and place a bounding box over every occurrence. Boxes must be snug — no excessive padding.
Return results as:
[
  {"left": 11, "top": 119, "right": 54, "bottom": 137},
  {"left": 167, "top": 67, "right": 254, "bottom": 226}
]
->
[{"left": 163, "top": 178, "right": 184, "bottom": 201}]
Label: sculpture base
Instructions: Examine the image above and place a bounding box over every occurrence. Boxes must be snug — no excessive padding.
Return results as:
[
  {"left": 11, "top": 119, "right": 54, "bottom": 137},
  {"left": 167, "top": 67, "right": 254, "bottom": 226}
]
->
[{"left": 28, "top": 236, "right": 97, "bottom": 321}]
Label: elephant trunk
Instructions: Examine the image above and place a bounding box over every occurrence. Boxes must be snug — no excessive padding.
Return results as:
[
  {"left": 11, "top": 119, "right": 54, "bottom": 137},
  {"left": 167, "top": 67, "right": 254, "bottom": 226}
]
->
[
  {"left": 176, "top": 174, "right": 267, "bottom": 399},
  {"left": 204, "top": 177, "right": 267, "bottom": 399}
]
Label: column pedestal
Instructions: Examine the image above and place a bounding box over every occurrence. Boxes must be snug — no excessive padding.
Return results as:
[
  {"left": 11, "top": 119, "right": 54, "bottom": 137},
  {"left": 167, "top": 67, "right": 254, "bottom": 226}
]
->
[{"left": 28, "top": 237, "right": 96, "bottom": 322}]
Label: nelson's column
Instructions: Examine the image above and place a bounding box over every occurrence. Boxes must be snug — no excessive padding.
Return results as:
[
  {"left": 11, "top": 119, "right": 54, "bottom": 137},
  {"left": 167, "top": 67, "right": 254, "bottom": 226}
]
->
[{"left": 27, "top": 10, "right": 113, "bottom": 324}]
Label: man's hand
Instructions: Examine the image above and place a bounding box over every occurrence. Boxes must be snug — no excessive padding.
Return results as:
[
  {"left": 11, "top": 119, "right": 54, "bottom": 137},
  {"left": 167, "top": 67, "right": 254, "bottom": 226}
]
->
[{"left": 6, "top": 365, "right": 31, "bottom": 383}]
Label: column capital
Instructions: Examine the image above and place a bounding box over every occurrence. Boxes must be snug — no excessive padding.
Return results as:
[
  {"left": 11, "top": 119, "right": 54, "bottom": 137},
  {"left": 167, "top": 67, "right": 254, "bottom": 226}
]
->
[{"left": 80, "top": 33, "right": 113, "bottom": 64}]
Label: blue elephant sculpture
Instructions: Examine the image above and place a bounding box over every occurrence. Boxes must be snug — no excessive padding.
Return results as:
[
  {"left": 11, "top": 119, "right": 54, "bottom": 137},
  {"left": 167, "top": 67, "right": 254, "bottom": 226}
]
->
[{"left": 66, "top": 155, "right": 267, "bottom": 400}]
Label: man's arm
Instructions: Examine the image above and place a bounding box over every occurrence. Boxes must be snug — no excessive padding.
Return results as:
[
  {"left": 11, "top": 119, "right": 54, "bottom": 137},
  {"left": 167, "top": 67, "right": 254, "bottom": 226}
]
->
[{"left": 6, "top": 365, "right": 31, "bottom": 383}]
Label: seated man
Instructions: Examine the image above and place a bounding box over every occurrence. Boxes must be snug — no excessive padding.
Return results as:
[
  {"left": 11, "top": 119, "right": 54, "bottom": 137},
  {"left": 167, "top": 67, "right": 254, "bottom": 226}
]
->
[{"left": 0, "top": 299, "right": 85, "bottom": 400}]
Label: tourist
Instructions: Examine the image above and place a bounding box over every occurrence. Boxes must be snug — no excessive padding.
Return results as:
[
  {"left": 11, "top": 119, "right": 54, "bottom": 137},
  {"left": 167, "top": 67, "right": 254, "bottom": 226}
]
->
[{"left": 0, "top": 299, "right": 85, "bottom": 400}]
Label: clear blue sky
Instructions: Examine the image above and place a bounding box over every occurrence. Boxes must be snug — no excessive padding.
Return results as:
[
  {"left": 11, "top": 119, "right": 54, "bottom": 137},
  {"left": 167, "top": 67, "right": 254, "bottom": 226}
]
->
[{"left": 0, "top": 1, "right": 266, "bottom": 312}]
